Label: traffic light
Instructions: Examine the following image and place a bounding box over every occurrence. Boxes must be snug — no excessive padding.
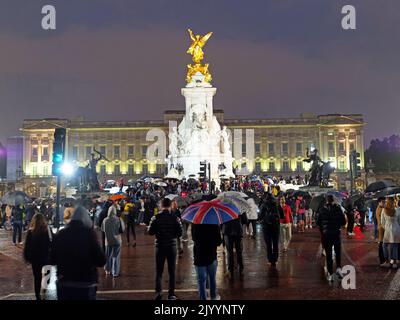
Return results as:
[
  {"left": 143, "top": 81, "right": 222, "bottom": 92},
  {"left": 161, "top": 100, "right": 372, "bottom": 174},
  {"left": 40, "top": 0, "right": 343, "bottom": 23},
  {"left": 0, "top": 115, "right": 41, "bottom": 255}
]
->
[
  {"left": 351, "top": 150, "right": 362, "bottom": 178},
  {"left": 199, "top": 161, "right": 207, "bottom": 181},
  {"left": 52, "top": 128, "right": 66, "bottom": 176}
]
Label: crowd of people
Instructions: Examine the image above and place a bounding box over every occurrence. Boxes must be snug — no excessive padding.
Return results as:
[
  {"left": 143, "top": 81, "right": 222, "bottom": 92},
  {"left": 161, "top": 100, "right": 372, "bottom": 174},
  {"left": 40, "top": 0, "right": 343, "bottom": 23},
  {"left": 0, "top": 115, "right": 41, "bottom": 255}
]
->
[{"left": 1, "top": 176, "right": 400, "bottom": 301}]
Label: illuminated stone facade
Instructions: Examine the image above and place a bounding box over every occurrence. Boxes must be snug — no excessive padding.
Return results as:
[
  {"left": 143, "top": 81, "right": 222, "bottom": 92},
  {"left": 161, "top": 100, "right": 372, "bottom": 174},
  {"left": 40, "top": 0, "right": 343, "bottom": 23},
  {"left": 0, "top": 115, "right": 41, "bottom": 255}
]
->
[{"left": 20, "top": 112, "right": 365, "bottom": 192}]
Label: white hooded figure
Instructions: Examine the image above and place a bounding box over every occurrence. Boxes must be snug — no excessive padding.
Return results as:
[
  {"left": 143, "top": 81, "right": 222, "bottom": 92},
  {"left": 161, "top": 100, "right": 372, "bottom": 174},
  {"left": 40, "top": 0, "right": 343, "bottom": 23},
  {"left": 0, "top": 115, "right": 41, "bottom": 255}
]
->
[
  {"left": 220, "top": 126, "right": 231, "bottom": 154},
  {"left": 169, "top": 127, "right": 179, "bottom": 158}
]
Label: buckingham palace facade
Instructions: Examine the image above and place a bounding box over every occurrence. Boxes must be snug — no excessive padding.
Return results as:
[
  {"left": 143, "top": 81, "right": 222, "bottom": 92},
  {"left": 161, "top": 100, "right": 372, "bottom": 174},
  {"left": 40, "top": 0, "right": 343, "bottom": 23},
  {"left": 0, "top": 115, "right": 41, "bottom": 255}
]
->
[{"left": 19, "top": 111, "right": 365, "bottom": 194}]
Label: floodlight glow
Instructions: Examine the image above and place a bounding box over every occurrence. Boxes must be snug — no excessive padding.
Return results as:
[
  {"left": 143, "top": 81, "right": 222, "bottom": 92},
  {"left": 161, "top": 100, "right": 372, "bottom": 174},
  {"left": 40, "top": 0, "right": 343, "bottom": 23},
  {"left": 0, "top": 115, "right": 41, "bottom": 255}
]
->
[{"left": 61, "top": 163, "right": 74, "bottom": 176}]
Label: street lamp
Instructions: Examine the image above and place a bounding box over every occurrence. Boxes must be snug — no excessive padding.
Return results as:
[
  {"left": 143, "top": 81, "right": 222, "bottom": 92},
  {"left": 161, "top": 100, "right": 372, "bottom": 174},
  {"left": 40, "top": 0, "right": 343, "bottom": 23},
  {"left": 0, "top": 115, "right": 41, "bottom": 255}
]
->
[{"left": 61, "top": 163, "right": 74, "bottom": 176}]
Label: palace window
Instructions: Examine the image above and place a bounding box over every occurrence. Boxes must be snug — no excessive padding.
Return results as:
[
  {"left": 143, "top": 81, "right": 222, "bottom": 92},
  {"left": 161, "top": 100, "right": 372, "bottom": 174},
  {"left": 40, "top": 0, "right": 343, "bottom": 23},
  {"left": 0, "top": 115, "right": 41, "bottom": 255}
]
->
[
  {"left": 338, "top": 142, "right": 345, "bottom": 152},
  {"left": 242, "top": 144, "right": 246, "bottom": 157},
  {"left": 328, "top": 142, "right": 335, "bottom": 157},
  {"left": 128, "top": 164, "right": 134, "bottom": 175},
  {"left": 268, "top": 143, "right": 274, "bottom": 155},
  {"left": 296, "top": 161, "right": 303, "bottom": 172},
  {"left": 114, "top": 146, "right": 120, "bottom": 159},
  {"left": 349, "top": 142, "right": 355, "bottom": 152},
  {"left": 142, "top": 146, "right": 148, "bottom": 158},
  {"left": 255, "top": 162, "right": 261, "bottom": 174},
  {"left": 156, "top": 164, "right": 163, "bottom": 175},
  {"left": 255, "top": 143, "right": 261, "bottom": 156},
  {"left": 269, "top": 162, "right": 275, "bottom": 172},
  {"left": 43, "top": 166, "right": 49, "bottom": 176},
  {"left": 42, "top": 146, "right": 49, "bottom": 161},
  {"left": 142, "top": 164, "right": 149, "bottom": 174},
  {"left": 99, "top": 146, "right": 106, "bottom": 156},
  {"left": 296, "top": 143, "right": 302, "bottom": 156},
  {"left": 128, "top": 146, "right": 135, "bottom": 158},
  {"left": 114, "top": 164, "right": 121, "bottom": 175},
  {"left": 86, "top": 146, "right": 92, "bottom": 159},
  {"left": 282, "top": 161, "right": 290, "bottom": 172},
  {"left": 282, "top": 143, "right": 289, "bottom": 155},
  {"left": 32, "top": 165, "right": 37, "bottom": 176},
  {"left": 100, "top": 165, "right": 106, "bottom": 176},
  {"left": 72, "top": 146, "right": 78, "bottom": 160},
  {"left": 339, "top": 161, "right": 345, "bottom": 171}
]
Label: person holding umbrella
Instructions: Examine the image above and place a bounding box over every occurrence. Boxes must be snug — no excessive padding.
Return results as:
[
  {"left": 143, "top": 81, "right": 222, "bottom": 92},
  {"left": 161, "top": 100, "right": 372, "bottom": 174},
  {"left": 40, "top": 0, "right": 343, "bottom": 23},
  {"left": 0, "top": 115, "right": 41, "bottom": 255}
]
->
[{"left": 181, "top": 198, "right": 240, "bottom": 300}]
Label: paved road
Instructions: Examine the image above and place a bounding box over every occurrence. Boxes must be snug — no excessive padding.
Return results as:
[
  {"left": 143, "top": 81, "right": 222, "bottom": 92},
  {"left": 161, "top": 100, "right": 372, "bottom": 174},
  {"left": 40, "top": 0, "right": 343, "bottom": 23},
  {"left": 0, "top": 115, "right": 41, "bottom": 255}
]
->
[{"left": 1, "top": 223, "right": 399, "bottom": 300}]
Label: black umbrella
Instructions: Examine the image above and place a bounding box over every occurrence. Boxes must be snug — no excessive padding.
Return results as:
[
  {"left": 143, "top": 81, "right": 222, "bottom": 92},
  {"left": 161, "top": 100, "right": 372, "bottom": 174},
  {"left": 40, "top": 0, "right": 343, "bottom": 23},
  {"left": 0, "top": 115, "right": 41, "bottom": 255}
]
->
[
  {"left": 292, "top": 190, "right": 311, "bottom": 198},
  {"left": 365, "top": 180, "right": 396, "bottom": 193},
  {"left": 202, "top": 194, "right": 217, "bottom": 201},
  {"left": 310, "top": 194, "right": 326, "bottom": 212},
  {"left": 374, "top": 187, "right": 400, "bottom": 198},
  {"left": 309, "top": 194, "right": 339, "bottom": 212},
  {"left": 350, "top": 192, "right": 364, "bottom": 203}
]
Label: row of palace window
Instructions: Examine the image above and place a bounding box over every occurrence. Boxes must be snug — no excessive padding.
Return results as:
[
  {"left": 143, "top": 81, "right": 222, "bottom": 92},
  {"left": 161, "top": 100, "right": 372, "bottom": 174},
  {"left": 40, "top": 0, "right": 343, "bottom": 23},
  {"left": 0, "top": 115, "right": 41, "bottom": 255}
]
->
[
  {"left": 70, "top": 145, "right": 150, "bottom": 161},
  {"left": 28, "top": 159, "right": 348, "bottom": 177},
  {"left": 30, "top": 142, "right": 354, "bottom": 167},
  {"left": 328, "top": 141, "right": 355, "bottom": 157}
]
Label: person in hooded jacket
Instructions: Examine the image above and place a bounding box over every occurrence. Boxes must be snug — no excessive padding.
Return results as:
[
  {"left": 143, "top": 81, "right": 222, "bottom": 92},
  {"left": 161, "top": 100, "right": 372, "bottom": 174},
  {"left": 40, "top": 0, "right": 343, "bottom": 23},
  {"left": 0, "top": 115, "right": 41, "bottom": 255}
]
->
[
  {"left": 51, "top": 207, "right": 106, "bottom": 300},
  {"left": 97, "top": 200, "right": 113, "bottom": 252},
  {"left": 102, "top": 202, "right": 125, "bottom": 277},
  {"left": 316, "top": 195, "right": 347, "bottom": 282},
  {"left": 245, "top": 198, "right": 259, "bottom": 239}
]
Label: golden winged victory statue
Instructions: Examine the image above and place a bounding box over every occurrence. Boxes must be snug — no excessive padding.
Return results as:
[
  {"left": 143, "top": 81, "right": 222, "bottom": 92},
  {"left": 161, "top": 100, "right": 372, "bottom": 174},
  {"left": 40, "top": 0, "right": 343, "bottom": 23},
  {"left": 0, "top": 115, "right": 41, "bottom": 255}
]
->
[{"left": 186, "top": 29, "right": 213, "bottom": 83}]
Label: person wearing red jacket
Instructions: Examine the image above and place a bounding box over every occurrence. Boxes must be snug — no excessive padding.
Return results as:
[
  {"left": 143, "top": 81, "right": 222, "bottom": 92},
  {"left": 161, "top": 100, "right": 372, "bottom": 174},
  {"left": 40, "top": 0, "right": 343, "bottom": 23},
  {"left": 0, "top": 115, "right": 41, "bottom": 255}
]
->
[{"left": 279, "top": 196, "right": 293, "bottom": 252}]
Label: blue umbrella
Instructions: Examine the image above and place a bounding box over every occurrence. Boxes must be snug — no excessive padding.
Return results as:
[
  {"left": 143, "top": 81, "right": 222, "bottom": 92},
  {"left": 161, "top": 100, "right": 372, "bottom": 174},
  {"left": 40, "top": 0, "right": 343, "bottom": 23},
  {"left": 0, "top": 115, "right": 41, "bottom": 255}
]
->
[{"left": 182, "top": 200, "right": 240, "bottom": 225}]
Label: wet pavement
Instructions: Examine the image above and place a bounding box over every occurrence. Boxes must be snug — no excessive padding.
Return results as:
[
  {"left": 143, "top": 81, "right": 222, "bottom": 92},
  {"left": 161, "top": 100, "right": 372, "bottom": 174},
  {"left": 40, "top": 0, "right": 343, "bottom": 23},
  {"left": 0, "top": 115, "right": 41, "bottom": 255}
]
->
[{"left": 1, "top": 223, "right": 399, "bottom": 300}]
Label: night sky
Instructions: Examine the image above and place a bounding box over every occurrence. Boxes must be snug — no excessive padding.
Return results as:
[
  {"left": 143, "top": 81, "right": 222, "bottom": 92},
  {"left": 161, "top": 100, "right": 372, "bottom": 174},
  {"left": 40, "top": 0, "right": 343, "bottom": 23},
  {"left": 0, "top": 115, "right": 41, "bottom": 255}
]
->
[{"left": 0, "top": 0, "right": 399, "bottom": 146}]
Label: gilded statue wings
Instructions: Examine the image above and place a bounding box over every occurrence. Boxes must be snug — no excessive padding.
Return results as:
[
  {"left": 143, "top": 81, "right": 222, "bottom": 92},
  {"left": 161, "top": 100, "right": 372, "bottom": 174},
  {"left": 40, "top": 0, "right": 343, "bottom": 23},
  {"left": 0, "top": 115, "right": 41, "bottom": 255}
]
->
[
  {"left": 187, "top": 29, "right": 213, "bottom": 48},
  {"left": 199, "top": 31, "right": 213, "bottom": 47}
]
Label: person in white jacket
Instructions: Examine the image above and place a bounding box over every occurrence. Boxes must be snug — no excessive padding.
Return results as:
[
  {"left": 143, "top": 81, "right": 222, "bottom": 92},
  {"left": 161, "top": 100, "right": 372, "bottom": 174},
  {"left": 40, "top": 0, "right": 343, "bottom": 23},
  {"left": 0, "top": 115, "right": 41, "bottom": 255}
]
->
[
  {"left": 102, "top": 202, "right": 125, "bottom": 277},
  {"left": 246, "top": 198, "right": 259, "bottom": 239}
]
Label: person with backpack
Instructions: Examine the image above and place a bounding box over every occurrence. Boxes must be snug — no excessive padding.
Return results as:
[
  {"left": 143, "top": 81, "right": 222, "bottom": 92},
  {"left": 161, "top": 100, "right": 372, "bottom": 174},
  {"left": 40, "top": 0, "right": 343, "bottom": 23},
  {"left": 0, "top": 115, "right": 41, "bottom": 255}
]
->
[
  {"left": 259, "top": 193, "right": 281, "bottom": 267},
  {"left": 23, "top": 213, "right": 53, "bottom": 300}
]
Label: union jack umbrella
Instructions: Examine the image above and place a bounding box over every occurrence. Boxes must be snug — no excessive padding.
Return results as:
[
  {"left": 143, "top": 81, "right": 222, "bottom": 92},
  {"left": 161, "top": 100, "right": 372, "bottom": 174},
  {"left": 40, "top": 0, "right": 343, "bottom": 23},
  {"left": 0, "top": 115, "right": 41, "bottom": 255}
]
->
[{"left": 181, "top": 200, "right": 240, "bottom": 225}]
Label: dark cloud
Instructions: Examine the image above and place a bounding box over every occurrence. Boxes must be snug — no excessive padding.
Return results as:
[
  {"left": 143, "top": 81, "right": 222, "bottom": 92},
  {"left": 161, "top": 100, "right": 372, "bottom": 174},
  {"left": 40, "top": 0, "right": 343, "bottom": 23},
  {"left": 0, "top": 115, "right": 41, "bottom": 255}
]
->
[{"left": 0, "top": 0, "right": 399, "bottom": 145}]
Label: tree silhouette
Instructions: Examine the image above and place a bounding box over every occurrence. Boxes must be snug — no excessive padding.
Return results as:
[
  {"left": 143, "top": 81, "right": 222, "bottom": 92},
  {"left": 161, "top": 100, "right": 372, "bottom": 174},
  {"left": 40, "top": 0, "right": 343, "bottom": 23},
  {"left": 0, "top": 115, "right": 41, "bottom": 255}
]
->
[{"left": 365, "top": 135, "right": 400, "bottom": 172}]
